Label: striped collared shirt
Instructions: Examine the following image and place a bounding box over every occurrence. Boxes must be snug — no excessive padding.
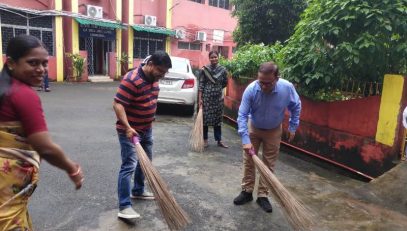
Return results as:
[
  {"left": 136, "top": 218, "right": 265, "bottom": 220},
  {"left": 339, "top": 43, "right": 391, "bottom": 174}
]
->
[{"left": 114, "top": 65, "right": 159, "bottom": 133}]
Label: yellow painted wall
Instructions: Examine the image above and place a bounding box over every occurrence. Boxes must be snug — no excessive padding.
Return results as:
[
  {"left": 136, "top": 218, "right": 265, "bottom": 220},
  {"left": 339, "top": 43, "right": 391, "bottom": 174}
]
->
[
  {"left": 72, "top": 0, "right": 79, "bottom": 54},
  {"left": 165, "top": 0, "right": 172, "bottom": 53},
  {"left": 128, "top": 0, "right": 134, "bottom": 69},
  {"left": 115, "top": 0, "right": 123, "bottom": 78},
  {"left": 55, "top": 0, "right": 63, "bottom": 81},
  {"left": 116, "top": 30, "right": 122, "bottom": 78},
  {"left": 376, "top": 74, "right": 405, "bottom": 146},
  {"left": 55, "top": 17, "right": 64, "bottom": 82},
  {"left": 128, "top": 29, "right": 134, "bottom": 69}
]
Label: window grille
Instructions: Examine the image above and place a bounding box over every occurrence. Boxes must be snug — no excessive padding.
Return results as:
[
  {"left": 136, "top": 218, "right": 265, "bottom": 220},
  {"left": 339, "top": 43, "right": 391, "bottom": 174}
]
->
[
  {"left": 0, "top": 9, "right": 54, "bottom": 55},
  {"left": 209, "top": 0, "right": 229, "bottom": 9},
  {"left": 178, "top": 41, "right": 202, "bottom": 51},
  {"left": 133, "top": 32, "right": 166, "bottom": 59}
]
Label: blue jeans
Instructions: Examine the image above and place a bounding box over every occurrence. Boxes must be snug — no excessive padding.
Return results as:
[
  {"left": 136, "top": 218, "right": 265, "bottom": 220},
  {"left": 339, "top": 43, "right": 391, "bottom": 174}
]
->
[
  {"left": 117, "top": 128, "right": 153, "bottom": 210},
  {"left": 43, "top": 73, "right": 49, "bottom": 89}
]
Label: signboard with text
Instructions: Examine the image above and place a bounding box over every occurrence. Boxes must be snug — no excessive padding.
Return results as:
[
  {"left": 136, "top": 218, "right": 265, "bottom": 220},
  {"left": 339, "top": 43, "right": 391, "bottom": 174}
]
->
[{"left": 79, "top": 24, "right": 116, "bottom": 40}]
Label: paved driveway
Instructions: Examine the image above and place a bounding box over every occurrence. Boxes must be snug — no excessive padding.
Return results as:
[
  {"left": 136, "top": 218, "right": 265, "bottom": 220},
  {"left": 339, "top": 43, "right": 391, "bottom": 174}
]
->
[{"left": 29, "top": 82, "right": 407, "bottom": 231}]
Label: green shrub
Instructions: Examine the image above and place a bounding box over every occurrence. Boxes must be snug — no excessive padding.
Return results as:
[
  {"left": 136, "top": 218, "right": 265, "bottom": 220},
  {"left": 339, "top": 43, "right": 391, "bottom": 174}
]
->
[
  {"left": 220, "top": 42, "right": 283, "bottom": 82},
  {"left": 280, "top": 0, "right": 407, "bottom": 98}
]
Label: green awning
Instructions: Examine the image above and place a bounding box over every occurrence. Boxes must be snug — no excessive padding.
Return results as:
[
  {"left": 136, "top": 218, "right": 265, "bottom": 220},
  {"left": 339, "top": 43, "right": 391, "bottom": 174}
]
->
[
  {"left": 132, "top": 25, "right": 175, "bottom": 36},
  {"left": 75, "top": 18, "right": 126, "bottom": 29}
]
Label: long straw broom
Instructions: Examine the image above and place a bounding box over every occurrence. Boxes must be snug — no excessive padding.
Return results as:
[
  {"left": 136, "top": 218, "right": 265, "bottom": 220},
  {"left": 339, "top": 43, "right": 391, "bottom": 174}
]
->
[
  {"left": 132, "top": 136, "right": 191, "bottom": 230},
  {"left": 249, "top": 149, "right": 314, "bottom": 231},
  {"left": 189, "top": 106, "right": 204, "bottom": 152}
]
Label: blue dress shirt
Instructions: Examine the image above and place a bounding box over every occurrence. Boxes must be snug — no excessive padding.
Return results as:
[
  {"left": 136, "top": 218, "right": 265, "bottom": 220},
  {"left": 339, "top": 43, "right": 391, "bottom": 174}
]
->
[{"left": 237, "top": 79, "right": 301, "bottom": 144}]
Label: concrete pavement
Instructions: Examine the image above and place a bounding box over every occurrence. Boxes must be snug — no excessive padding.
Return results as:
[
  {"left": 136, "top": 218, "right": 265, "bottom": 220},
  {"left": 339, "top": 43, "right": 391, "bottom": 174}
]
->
[{"left": 29, "top": 82, "right": 407, "bottom": 231}]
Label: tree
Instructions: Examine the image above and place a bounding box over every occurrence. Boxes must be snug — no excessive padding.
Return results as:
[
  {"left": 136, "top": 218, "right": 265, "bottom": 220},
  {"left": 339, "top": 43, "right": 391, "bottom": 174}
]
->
[
  {"left": 280, "top": 0, "right": 407, "bottom": 98},
  {"left": 232, "top": 0, "right": 307, "bottom": 46}
]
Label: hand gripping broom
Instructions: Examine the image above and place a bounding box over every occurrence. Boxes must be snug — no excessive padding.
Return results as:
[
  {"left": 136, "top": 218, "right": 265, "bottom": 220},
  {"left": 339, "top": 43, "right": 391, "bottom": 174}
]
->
[
  {"left": 132, "top": 136, "right": 191, "bottom": 230},
  {"left": 189, "top": 106, "right": 204, "bottom": 152},
  {"left": 248, "top": 148, "right": 314, "bottom": 231}
]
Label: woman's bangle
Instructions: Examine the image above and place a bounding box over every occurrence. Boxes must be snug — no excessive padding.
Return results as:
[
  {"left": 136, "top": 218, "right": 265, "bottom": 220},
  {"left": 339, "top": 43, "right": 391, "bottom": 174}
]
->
[{"left": 69, "top": 166, "right": 81, "bottom": 177}]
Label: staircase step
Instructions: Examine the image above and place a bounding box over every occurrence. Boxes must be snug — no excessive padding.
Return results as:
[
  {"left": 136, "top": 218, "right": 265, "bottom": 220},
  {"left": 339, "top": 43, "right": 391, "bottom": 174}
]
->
[{"left": 88, "top": 76, "right": 114, "bottom": 83}]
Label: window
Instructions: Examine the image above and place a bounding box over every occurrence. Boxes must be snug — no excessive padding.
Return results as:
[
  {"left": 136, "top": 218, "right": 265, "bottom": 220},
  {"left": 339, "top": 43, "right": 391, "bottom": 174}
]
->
[
  {"left": 189, "top": 0, "right": 204, "bottom": 3},
  {"left": 178, "top": 42, "right": 202, "bottom": 51},
  {"left": 209, "top": 0, "right": 229, "bottom": 10},
  {"left": 133, "top": 31, "right": 166, "bottom": 59},
  {"left": 0, "top": 9, "right": 54, "bottom": 55}
]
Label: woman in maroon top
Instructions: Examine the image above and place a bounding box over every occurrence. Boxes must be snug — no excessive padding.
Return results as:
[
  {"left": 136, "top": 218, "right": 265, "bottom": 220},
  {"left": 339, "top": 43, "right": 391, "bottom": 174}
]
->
[{"left": 0, "top": 35, "right": 83, "bottom": 230}]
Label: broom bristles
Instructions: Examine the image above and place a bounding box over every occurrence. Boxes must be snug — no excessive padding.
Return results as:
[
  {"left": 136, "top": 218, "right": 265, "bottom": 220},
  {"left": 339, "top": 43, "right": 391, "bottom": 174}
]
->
[
  {"left": 252, "top": 154, "right": 315, "bottom": 231},
  {"left": 189, "top": 107, "right": 204, "bottom": 152},
  {"left": 133, "top": 138, "right": 191, "bottom": 230}
]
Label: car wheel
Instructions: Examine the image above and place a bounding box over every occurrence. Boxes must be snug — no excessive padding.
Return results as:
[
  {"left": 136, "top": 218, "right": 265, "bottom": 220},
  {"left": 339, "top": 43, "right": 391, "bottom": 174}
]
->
[{"left": 185, "top": 104, "right": 195, "bottom": 116}]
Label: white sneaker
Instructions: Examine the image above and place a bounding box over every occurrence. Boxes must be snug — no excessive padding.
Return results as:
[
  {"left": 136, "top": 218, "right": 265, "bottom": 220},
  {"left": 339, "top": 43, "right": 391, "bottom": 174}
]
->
[
  {"left": 130, "top": 191, "right": 155, "bottom": 200},
  {"left": 118, "top": 207, "right": 141, "bottom": 219}
]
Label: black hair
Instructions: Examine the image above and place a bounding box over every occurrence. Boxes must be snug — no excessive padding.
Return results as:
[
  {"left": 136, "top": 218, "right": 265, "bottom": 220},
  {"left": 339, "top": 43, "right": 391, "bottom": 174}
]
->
[
  {"left": 147, "top": 50, "right": 172, "bottom": 69},
  {"left": 208, "top": 50, "right": 219, "bottom": 58},
  {"left": 258, "top": 61, "right": 279, "bottom": 77},
  {"left": 0, "top": 35, "right": 44, "bottom": 105}
]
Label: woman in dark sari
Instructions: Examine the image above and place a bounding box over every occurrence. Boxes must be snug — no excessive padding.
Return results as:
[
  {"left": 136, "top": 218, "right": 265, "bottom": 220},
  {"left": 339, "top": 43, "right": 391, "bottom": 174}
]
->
[{"left": 198, "top": 51, "right": 229, "bottom": 148}]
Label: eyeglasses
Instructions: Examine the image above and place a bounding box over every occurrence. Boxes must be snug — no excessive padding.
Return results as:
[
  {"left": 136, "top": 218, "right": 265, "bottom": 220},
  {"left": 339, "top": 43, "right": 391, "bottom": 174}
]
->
[
  {"left": 259, "top": 81, "right": 273, "bottom": 86},
  {"left": 259, "top": 77, "right": 278, "bottom": 87},
  {"left": 155, "top": 66, "right": 169, "bottom": 76}
]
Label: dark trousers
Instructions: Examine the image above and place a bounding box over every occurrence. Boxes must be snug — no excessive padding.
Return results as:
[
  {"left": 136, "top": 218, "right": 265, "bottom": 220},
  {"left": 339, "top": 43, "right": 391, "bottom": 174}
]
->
[
  {"left": 203, "top": 125, "right": 222, "bottom": 142},
  {"left": 43, "top": 74, "right": 49, "bottom": 89}
]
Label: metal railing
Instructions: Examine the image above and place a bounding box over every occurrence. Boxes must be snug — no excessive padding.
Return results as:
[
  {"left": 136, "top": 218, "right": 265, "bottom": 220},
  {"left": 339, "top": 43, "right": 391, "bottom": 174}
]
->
[{"left": 339, "top": 80, "right": 383, "bottom": 98}]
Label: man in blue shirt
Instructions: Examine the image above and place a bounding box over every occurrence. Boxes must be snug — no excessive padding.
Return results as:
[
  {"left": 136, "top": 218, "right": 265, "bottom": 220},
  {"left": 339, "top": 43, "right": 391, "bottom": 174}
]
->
[{"left": 233, "top": 62, "right": 301, "bottom": 213}]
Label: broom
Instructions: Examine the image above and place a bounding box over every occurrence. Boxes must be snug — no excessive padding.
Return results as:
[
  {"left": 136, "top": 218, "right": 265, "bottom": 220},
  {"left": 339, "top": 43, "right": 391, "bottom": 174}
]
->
[
  {"left": 132, "top": 136, "right": 191, "bottom": 230},
  {"left": 189, "top": 106, "right": 204, "bottom": 152},
  {"left": 248, "top": 148, "right": 314, "bottom": 231}
]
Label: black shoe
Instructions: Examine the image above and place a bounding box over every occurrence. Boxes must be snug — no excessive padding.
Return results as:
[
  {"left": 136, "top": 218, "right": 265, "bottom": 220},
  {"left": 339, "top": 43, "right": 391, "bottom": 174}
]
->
[
  {"left": 233, "top": 191, "right": 253, "bottom": 205},
  {"left": 256, "top": 197, "right": 273, "bottom": 213}
]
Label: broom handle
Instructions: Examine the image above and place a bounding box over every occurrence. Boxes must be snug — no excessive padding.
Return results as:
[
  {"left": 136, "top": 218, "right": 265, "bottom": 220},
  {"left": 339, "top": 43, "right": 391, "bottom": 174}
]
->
[
  {"left": 248, "top": 148, "right": 256, "bottom": 156},
  {"left": 132, "top": 136, "right": 140, "bottom": 144}
]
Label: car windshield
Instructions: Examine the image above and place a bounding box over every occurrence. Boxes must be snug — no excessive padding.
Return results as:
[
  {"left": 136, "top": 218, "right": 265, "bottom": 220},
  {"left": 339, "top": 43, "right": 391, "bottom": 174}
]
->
[{"left": 170, "top": 59, "right": 188, "bottom": 73}]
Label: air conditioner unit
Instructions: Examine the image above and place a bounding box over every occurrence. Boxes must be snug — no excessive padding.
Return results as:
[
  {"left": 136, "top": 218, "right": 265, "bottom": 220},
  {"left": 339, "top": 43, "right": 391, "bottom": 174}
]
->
[
  {"left": 144, "top": 15, "right": 157, "bottom": 26},
  {"left": 87, "top": 5, "right": 103, "bottom": 18},
  {"left": 175, "top": 29, "right": 186, "bottom": 39},
  {"left": 196, "top": 31, "right": 207, "bottom": 41}
]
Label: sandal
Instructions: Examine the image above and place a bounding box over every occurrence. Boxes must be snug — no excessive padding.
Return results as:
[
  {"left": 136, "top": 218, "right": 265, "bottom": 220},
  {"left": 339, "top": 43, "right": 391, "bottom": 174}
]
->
[{"left": 217, "top": 141, "right": 229, "bottom": 148}]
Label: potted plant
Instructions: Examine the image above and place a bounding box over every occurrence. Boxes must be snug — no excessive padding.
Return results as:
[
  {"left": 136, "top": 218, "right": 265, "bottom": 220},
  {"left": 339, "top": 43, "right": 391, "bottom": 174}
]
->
[
  {"left": 120, "top": 52, "right": 129, "bottom": 76},
  {"left": 66, "top": 53, "right": 86, "bottom": 82}
]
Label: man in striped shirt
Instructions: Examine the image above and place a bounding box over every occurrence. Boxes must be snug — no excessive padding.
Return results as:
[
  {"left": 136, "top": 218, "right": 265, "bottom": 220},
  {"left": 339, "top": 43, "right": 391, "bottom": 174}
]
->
[{"left": 113, "top": 51, "right": 172, "bottom": 219}]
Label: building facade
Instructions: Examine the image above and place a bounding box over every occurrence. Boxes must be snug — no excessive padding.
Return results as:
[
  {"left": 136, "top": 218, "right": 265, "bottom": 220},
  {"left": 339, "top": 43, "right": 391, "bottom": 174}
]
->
[{"left": 0, "top": 0, "right": 237, "bottom": 81}]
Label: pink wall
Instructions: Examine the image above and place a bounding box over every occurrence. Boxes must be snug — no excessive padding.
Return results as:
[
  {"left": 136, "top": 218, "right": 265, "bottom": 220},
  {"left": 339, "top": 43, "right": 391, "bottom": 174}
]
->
[
  {"left": 47, "top": 56, "right": 57, "bottom": 81},
  {"left": 170, "top": 0, "right": 237, "bottom": 67},
  {"left": 78, "top": 0, "right": 117, "bottom": 20},
  {"left": 300, "top": 96, "right": 381, "bottom": 137},
  {"left": 0, "top": 0, "right": 51, "bottom": 10},
  {"left": 224, "top": 77, "right": 392, "bottom": 178},
  {"left": 108, "top": 52, "right": 117, "bottom": 79},
  {"left": 132, "top": 0, "right": 237, "bottom": 68},
  {"left": 133, "top": 0, "right": 167, "bottom": 26}
]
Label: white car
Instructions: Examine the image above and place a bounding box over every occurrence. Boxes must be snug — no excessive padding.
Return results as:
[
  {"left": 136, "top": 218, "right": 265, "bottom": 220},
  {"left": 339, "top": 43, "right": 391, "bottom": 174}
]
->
[{"left": 143, "top": 56, "right": 198, "bottom": 115}]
